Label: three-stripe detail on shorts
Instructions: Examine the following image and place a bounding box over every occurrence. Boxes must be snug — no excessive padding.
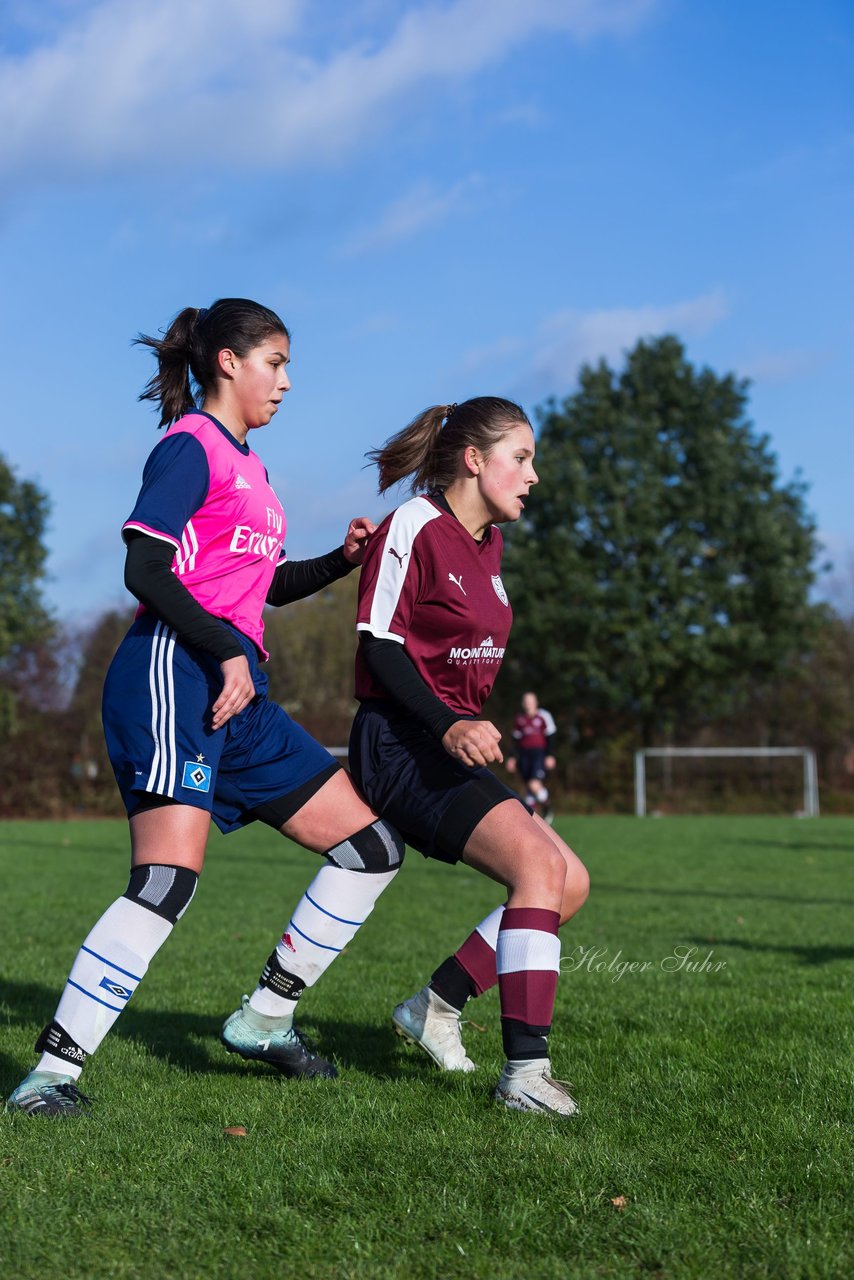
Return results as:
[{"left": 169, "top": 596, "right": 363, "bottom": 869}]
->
[{"left": 146, "top": 621, "right": 178, "bottom": 796}]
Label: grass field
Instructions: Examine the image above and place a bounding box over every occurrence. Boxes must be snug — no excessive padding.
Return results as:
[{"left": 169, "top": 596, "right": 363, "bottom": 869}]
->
[{"left": 1, "top": 816, "right": 851, "bottom": 1279}]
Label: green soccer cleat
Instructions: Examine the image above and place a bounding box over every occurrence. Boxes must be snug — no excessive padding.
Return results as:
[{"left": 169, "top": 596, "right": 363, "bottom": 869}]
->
[
  {"left": 5, "top": 1070, "right": 93, "bottom": 1117},
  {"left": 221, "top": 995, "right": 337, "bottom": 1079}
]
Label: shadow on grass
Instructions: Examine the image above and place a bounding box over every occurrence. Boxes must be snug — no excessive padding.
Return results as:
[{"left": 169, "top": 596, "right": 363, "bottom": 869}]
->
[
  {"left": 596, "top": 882, "right": 854, "bottom": 907},
  {"left": 687, "top": 936, "right": 854, "bottom": 966},
  {"left": 731, "top": 838, "right": 854, "bottom": 854},
  {"left": 0, "top": 977, "right": 422, "bottom": 1095}
]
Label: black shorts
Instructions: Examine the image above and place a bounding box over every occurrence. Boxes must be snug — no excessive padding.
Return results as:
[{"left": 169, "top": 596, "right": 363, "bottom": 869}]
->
[
  {"left": 349, "top": 701, "right": 523, "bottom": 865},
  {"left": 518, "top": 747, "right": 548, "bottom": 783}
]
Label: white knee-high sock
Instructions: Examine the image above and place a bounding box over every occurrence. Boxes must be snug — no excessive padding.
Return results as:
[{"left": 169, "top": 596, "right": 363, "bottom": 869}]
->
[
  {"left": 36, "top": 898, "right": 175, "bottom": 1078},
  {"left": 249, "top": 864, "right": 399, "bottom": 1017}
]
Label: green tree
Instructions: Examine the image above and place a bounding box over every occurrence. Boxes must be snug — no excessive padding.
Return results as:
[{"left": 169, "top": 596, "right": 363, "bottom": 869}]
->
[
  {"left": 263, "top": 573, "right": 360, "bottom": 745},
  {"left": 64, "top": 608, "right": 135, "bottom": 811},
  {"left": 720, "top": 606, "right": 854, "bottom": 809},
  {"left": 0, "top": 453, "right": 52, "bottom": 664},
  {"left": 501, "top": 335, "right": 820, "bottom": 746},
  {"left": 0, "top": 453, "right": 53, "bottom": 736}
]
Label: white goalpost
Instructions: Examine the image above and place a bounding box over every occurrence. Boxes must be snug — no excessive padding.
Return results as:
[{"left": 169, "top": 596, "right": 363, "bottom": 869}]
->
[{"left": 634, "top": 747, "right": 820, "bottom": 818}]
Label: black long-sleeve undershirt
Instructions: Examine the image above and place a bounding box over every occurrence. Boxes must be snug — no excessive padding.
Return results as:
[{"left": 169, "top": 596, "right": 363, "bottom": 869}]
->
[
  {"left": 124, "top": 533, "right": 356, "bottom": 664},
  {"left": 265, "top": 546, "right": 354, "bottom": 606},
  {"left": 358, "top": 632, "right": 462, "bottom": 741}
]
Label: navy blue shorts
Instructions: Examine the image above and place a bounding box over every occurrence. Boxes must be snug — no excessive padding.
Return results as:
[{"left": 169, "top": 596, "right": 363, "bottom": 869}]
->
[
  {"left": 102, "top": 616, "right": 339, "bottom": 834},
  {"left": 348, "top": 701, "right": 521, "bottom": 864},
  {"left": 518, "top": 748, "right": 548, "bottom": 782}
]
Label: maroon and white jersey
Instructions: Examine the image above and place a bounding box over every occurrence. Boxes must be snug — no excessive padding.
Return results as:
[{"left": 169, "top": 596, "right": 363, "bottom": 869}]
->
[
  {"left": 512, "top": 709, "right": 556, "bottom": 751},
  {"left": 355, "top": 495, "right": 512, "bottom": 717}
]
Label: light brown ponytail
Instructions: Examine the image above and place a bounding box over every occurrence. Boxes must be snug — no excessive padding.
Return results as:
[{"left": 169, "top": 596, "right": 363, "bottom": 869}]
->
[{"left": 367, "top": 397, "right": 530, "bottom": 494}]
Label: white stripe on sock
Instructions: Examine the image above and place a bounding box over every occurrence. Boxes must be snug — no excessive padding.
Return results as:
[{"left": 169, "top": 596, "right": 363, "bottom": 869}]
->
[{"left": 496, "top": 927, "right": 561, "bottom": 975}]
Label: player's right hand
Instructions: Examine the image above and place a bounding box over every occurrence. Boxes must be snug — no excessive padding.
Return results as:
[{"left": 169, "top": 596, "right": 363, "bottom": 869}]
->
[
  {"left": 442, "top": 720, "right": 503, "bottom": 768},
  {"left": 505, "top": 756, "right": 517, "bottom": 774},
  {"left": 213, "top": 656, "right": 256, "bottom": 729}
]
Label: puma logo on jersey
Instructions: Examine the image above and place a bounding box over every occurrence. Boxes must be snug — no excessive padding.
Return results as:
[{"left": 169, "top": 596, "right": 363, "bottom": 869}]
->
[
  {"left": 388, "top": 547, "right": 408, "bottom": 567},
  {"left": 448, "top": 572, "right": 467, "bottom": 596}
]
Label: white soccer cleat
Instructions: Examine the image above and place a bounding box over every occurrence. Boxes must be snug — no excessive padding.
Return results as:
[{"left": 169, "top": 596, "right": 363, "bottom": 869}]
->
[
  {"left": 494, "top": 1058, "right": 579, "bottom": 1117},
  {"left": 392, "top": 985, "right": 476, "bottom": 1072}
]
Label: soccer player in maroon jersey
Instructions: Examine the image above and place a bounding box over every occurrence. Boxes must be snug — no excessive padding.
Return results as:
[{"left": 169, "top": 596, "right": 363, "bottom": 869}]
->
[
  {"left": 507, "top": 690, "right": 557, "bottom": 823},
  {"left": 349, "top": 397, "right": 590, "bottom": 1117},
  {"left": 6, "top": 298, "right": 405, "bottom": 1117}
]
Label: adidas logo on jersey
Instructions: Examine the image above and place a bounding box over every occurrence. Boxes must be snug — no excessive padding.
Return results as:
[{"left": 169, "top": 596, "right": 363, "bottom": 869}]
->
[{"left": 235, "top": 474, "right": 252, "bottom": 490}]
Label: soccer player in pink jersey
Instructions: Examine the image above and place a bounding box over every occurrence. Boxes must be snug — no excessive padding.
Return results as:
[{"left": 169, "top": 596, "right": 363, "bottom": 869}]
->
[
  {"left": 6, "top": 298, "right": 405, "bottom": 1117},
  {"left": 349, "top": 398, "right": 590, "bottom": 1117}
]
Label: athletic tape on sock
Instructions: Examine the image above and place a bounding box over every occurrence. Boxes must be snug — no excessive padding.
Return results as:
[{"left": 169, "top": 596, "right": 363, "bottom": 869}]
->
[
  {"left": 325, "top": 819, "right": 405, "bottom": 872},
  {"left": 259, "top": 950, "right": 306, "bottom": 1002},
  {"left": 123, "top": 863, "right": 198, "bottom": 923}
]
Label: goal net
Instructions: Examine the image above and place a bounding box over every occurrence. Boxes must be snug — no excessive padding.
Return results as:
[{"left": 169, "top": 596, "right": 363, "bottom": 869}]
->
[{"left": 634, "top": 748, "right": 820, "bottom": 817}]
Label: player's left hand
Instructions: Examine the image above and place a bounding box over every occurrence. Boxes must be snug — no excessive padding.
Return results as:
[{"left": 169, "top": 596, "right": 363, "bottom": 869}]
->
[
  {"left": 545, "top": 755, "right": 556, "bottom": 771},
  {"left": 343, "top": 517, "right": 377, "bottom": 565}
]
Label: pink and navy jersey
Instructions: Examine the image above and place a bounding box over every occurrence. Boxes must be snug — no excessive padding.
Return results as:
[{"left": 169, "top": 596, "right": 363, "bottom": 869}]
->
[
  {"left": 513, "top": 710, "right": 556, "bottom": 751},
  {"left": 123, "top": 412, "right": 285, "bottom": 657},
  {"left": 355, "top": 495, "right": 512, "bottom": 717}
]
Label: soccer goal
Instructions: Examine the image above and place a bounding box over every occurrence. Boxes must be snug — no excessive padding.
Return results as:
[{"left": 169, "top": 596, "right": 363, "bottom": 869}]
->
[{"left": 634, "top": 747, "right": 820, "bottom": 817}]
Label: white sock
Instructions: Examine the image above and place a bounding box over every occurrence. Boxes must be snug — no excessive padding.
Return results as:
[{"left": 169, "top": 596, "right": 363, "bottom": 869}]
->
[
  {"left": 249, "top": 864, "right": 399, "bottom": 1018},
  {"left": 36, "top": 898, "right": 173, "bottom": 1078}
]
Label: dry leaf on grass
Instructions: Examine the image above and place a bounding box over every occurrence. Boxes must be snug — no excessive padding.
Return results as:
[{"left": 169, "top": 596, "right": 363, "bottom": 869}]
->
[
  {"left": 610, "top": 1195, "right": 629, "bottom": 1211},
  {"left": 223, "top": 1126, "right": 248, "bottom": 1137}
]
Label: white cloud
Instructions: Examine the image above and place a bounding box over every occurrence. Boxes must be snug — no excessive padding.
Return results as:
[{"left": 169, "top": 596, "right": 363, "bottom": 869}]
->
[
  {"left": 493, "top": 102, "right": 549, "bottom": 129},
  {"left": 455, "top": 288, "right": 729, "bottom": 399},
  {"left": 528, "top": 288, "right": 729, "bottom": 387},
  {"left": 738, "top": 347, "right": 835, "bottom": 385},
  {"left": 341, "top": 175, "right": 482, "bottom": 256},
  {"left": 0, "top": 0, "right": 659, "bottom": 185}
]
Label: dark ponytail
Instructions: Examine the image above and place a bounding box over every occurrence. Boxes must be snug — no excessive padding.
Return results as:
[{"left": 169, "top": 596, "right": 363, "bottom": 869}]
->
[
  {"left": 135, "top": 297, "right": 289, "bottom": 428},
  {"left": 367, "top": 396, "right": 531, "bottom": 494}
]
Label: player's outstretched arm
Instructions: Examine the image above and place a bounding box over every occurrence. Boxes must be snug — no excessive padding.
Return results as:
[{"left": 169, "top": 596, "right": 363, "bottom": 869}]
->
[{"left": 342, "top": 517, "right": 376, "bottom": 564}]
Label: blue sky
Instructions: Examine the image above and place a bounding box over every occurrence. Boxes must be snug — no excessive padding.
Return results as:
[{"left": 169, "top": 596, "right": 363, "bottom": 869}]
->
[{"left": 1, "top": 0, "right": 852, "bottom": 622}]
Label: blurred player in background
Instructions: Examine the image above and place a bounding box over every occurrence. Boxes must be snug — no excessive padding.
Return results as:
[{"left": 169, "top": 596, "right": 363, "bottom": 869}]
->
[
  {"left": 506, "top": 691, "right": 557, "bottom": 824},
  {"left": 349, "top": 397, "right": 589, "bottom": 1118},
  {"left": 6, "top": 298, "right": 404, "bottom": 1117}
]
